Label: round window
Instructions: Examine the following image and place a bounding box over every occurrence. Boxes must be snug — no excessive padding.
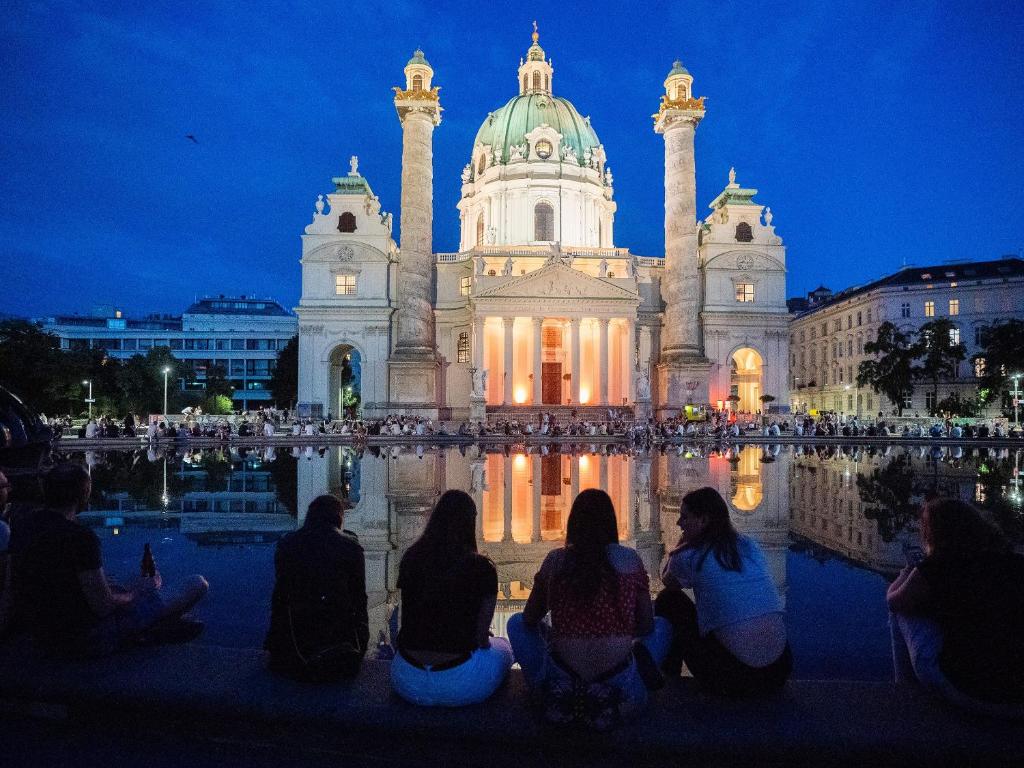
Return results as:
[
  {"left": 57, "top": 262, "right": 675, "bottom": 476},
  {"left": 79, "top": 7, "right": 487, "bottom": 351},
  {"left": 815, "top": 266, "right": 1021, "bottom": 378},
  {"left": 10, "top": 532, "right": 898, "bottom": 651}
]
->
[{"left": 535, "top": 139, "right": 553, "bottom": 160}]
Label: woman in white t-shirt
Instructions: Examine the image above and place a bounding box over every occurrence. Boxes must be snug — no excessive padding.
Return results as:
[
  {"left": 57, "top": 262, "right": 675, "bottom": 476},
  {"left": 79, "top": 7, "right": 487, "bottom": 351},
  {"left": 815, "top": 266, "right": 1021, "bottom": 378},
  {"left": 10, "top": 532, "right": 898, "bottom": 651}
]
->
[{"left": 656, "top": 486, "right": 791, "bottom": 696}]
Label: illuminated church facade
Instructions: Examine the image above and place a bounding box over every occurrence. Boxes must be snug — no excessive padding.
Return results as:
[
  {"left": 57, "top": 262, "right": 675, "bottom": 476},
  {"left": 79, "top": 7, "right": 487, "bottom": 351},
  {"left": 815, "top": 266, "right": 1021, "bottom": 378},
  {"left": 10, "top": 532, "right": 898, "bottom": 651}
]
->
[{"left": 296, "top": 29, "right": 790, "bottom": 421}]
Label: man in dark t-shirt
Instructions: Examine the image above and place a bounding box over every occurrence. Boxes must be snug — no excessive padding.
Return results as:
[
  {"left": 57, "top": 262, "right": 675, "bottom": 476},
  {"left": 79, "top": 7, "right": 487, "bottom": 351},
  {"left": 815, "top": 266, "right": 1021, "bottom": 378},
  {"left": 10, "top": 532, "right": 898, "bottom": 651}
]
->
[
  {"left": 13, "top": 463, "right": 209, "bottom": 656},
  {"left": 265, "top": 494, "right": 368, "bottom": 680}
]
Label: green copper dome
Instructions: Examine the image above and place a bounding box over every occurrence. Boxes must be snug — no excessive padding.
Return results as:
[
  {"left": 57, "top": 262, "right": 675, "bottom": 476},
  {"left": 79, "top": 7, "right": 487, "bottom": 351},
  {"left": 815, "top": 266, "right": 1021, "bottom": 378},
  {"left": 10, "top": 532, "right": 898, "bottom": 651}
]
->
[
  {"left": 473, "top": 93, "right": 602, "bottom": 164},
  {"left": 407, "top": 49, "right": 429, "bottom": 68}
]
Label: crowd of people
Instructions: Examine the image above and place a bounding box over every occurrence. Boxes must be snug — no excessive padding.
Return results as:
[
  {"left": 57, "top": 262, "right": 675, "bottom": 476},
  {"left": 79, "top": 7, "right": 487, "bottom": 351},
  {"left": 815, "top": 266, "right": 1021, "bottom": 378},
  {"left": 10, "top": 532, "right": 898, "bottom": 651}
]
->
[{"left": 1, "top": 463, "right": 1021, "bottom": 729}]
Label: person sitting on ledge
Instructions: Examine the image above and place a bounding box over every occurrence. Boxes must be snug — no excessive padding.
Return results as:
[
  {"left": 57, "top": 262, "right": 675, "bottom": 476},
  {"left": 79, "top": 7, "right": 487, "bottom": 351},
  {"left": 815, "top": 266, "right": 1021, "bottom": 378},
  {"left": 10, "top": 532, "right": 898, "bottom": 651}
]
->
[
  {"left": 12, "top": 463, "right": 208, "bottom": 657},
  {"left": 265, "top": 494, "right": 368, "bottom": 682},
  {"left": 887, "top": 497, "right": 1024, "bottom": 717},
  {"left": 508, "top": 489, "right": 672, "bottom": 729},
  {"left": 655, "top": 486, "right": 791, "bottom": 697},
  {"left": 391, "top": 490, "right": 511, "bottom": 707}
]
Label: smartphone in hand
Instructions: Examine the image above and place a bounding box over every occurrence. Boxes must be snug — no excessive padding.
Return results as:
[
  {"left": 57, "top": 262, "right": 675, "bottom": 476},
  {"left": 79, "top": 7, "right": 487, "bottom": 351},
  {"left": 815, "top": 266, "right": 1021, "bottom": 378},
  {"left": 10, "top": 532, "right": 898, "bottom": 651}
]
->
[{"left": 903, "top": 544, "right": 925, "bottom": 568}]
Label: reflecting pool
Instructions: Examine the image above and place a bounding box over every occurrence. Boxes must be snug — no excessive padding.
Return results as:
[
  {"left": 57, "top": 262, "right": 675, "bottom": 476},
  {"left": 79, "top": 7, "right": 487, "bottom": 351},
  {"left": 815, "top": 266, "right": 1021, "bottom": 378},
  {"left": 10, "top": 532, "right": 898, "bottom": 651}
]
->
[{"left": 65, "top": 443, "right": 1023, "bottom": 681}]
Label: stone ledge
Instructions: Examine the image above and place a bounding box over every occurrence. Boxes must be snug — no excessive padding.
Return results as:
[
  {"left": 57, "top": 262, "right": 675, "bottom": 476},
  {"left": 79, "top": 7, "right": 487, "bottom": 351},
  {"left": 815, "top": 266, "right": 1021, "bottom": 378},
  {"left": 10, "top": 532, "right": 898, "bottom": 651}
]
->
[{"left": 0, "top": 641, "right": 1021, "bottom": 765}]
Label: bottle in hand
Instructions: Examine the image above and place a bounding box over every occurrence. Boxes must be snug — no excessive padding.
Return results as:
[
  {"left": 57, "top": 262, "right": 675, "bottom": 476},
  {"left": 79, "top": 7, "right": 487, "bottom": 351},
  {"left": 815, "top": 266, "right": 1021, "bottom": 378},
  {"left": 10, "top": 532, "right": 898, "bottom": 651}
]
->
[{"left": 141, "top": 543, "right": 157, "bottom": 578}]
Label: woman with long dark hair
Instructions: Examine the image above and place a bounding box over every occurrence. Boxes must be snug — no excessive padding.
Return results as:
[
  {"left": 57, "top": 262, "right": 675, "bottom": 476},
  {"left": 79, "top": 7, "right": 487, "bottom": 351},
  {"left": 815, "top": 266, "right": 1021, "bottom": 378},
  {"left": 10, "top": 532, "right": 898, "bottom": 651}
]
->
[
  {"left": 390, "top": 490, "right": 511, "bottom": 706},
  {"left": 656, "top": 486, "right": 791, "bottom": 696},
  {"left": 508, "top": 489, "right": 672, "bottom": 729},
  {"left": 887, "top": 497, "right": 1024, "bottom": 716}
]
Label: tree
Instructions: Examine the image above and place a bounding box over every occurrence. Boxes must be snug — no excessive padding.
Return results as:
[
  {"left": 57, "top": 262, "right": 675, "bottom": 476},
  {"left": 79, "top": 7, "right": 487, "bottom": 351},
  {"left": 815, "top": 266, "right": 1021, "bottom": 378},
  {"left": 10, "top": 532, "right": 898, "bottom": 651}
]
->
[
  {"left": 912, "top": 319, "right": 967, "bottom": 416},
  {"left": 0, "top": 320, "right": 80, "bottom": 414},
  {"left": 203, "top": 394, "right": 234, "bottom": 415},
  {"left": 857, "top": 454, "right": 924, "bottom": 542},
  {"left": 973, "top": 319, "right": 1024, "bottom": 412},
  {"left": 119, "top": 347, "right": 195, "bottom": 415},
  {"left": 857, "top": 322, "right": 915, "bottom": 416},
  {"left": 204, "top": 364, "right": 234, "bottom": 399},
  {"left": 270, "top": 335, "right": 298, "bottom": 408}
]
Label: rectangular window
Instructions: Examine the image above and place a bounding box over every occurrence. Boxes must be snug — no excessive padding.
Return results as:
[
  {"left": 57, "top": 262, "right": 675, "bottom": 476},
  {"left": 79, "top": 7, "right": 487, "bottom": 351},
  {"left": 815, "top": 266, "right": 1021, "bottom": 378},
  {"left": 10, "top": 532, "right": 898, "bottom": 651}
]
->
[
  {"left": 847, "top": 339, "right": 853, "bottom": 356},
  {"left": 139, "top": 339, "right": 153, "bottom": 350},
  {"left": 230, "top": 359, "right": 245, "bottom": 376},
  {"left": 856, "top": 311, "right": 862, "bottom": 326},
  {"left": 902, "top": 392, "right": 912, "bottom": 409},
  {"left": 925, "top": 391, "right": 937, "bottom": 412},
  {"left": 848, "top": 395, "right": 853, "bottom": 410},
  {"left": 949, "top": 298, "right": 959, "bottom": 315},
  {"left": 901, "top": 302, "right": 911, "bottom": 318},
  {"left": 974, "top": 357, "right": 985, "bottom": 378},
  {"left": 949, "top": 327, "right": 960, "bottom": 345},
  {"left": 867, "top": 310, "right": 872, "bottom": 323},
  {"left": 216, "top": 339, "right": 230, "bottom": 350},
  {"left": 735, "top": 283, "right": 754, "bottom": 302},
  {"left": 457, "top": 331, "right": 470, "bottom": 363},
  {"left": 168, "top": 339, "right": 183, "bottom": 350},
  {"left": 231, "top": 338, "right": 245, "bottom": 351},
  {"left": 122, "top": 338, "right": 137, "bottom": 351},
  {"left": 924, "top": 300, "right": 935, "bottom": 317},
  {"left": 335, "top": 274, "right": 357, "bottom": 295},
  {"left": 184, "top": 339, "right": 196, "bottom": 350},
  {"left": 460, "top": 276, "right": 472, "bottom": 297},
  {"left": 846, "top": 316, "right": 852, "bottom": 329},
  {"left": 974, "top": 326, "right": 983, "bottom": 345}
]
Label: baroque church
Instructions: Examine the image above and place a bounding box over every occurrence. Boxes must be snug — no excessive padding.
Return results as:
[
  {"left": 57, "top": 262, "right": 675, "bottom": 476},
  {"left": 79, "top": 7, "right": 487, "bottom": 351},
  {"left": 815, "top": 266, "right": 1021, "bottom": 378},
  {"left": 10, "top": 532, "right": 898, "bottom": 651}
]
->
[{"left": 296, "top": 28, "right": 790, "bottom": 422}]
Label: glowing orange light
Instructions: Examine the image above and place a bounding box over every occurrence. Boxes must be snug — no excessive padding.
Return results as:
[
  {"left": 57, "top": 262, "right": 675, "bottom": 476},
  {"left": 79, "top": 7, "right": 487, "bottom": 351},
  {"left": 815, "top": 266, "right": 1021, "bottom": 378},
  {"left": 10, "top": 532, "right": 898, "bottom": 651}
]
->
[
  {"left": 513, "top": 454, "right": 527, "bottom": 470},
  {"left": 514, "top": 388, "right": 528, "bottom": 403},
  {"left": 579, "top": 387, "right": 591, "bottom": 404},
  {"left": 579, "top": 455, "right": 590, "bottom": 470}
]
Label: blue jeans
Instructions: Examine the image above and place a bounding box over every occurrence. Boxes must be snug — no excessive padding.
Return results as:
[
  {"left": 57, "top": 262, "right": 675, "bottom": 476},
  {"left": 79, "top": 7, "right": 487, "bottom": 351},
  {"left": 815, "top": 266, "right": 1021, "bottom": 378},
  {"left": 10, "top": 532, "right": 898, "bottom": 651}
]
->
[
  {"left": 507, "top": 613, "right": 672, "bottom": 711},
  {"left": 890, "top": 611, "right": 1024, "bottom": 720},
  {"left": 390, "top": 638, "right": 513, "bottom": 707}
]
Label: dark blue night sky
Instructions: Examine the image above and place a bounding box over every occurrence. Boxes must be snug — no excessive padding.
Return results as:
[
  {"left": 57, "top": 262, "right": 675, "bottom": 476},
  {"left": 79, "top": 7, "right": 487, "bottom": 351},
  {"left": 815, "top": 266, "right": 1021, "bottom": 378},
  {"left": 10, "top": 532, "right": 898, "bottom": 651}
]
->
[{"left": 3, "top": 1, "right": 1022, "bottom": 318}]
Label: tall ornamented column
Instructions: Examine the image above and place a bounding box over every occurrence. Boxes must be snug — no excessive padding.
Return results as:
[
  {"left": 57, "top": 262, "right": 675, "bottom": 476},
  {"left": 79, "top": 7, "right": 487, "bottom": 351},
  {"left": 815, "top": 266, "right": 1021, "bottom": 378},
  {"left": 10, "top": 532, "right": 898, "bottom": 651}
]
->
[
  {"left": 532, "top": 317, "right": 543, "bottom": 404},
  {"left": 569, "top": 318, "right": 582, "bottom": 405},
  {"left": 503, "top": 317, "right": 514, "bottom": 405},
  {"left": 472, "top": 316, "right": 484, "bottom": 371},
  {"left": 502, "top": 458, "right": 513, "bottom": 542},
  {"left": 653, "top": 60, "right": 712, "bottom": 413},
  {"left": 389, "top": 51, "right": 443, "bottom": 415},
  {"left": 598, "top": 318, "right": 609, "bottom": 405},
  {"left": 531, "top": 455, "right": 542, "bottom": 543}
]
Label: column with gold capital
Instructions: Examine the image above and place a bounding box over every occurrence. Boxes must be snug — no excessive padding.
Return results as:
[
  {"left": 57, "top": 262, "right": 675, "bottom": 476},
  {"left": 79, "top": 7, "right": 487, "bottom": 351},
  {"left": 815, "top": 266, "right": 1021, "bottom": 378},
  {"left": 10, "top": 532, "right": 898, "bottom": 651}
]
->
[
  {"left": 389, "top": 50, "right": 443, "bottom": 414},
  {"left": 653, "top": 59, "right": 712, "bottom": 414}
]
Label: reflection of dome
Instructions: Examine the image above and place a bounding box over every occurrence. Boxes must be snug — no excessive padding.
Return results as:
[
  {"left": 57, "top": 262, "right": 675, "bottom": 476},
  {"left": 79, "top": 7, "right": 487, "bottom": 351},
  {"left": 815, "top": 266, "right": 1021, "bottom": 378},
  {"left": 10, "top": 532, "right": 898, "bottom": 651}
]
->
[{"left": 473, "top": 94, "right": 601, "bottom": 164}]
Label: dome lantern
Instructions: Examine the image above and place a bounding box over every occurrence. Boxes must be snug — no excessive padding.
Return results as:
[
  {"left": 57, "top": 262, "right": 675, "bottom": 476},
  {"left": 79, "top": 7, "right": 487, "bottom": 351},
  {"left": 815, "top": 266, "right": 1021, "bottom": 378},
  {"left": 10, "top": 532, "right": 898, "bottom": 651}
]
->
[
  {"left": 663, "top": 59, "right": 693, "bottom": 102},
  {"left": 404, "top": 48, "right": 434, "bottom": 92},
  {"left": 517, "top": 21, "right": 553, "bottom": 95}
]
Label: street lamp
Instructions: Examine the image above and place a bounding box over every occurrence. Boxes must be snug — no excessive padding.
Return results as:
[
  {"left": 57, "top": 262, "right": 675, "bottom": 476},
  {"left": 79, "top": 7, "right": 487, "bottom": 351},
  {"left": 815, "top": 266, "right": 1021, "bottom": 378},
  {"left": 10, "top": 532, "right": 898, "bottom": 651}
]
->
[
  {"left": 162, "top": 367, "right": 171, "bottom": 422},
  {"left": 81, "top": 379, "right": 94, "bottom": 419},
  {"left": 1010, "top": 373, "right": 1023, "bottom": 427}
]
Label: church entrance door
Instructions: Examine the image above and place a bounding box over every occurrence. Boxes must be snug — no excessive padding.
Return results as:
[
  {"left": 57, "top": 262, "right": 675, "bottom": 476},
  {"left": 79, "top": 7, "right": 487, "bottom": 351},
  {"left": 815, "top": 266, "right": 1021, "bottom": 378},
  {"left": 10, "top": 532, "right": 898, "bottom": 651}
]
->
[{"left": 542, "top": 363, "right": 562, "bottom": 404}]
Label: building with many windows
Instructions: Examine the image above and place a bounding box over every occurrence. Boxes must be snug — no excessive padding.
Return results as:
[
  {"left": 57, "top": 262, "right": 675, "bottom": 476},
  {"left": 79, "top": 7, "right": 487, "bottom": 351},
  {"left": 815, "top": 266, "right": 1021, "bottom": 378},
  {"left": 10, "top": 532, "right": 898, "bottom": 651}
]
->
[
  {"left": 788, "top": 256, "right": 1024, "bottom": 416},
  {"left": 40, "top": 296, "right": 297, "bottom": 409},
  {"left": 296, "top": 29, "right": 790, "bottom": 422}
]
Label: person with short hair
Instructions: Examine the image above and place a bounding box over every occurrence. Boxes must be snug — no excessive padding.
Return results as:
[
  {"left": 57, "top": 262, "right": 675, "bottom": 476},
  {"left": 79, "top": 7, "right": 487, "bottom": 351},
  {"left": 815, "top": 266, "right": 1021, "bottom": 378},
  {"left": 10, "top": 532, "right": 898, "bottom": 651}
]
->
[
  {"left": 391, "top": 490, "right": 511, "bottom": 707},
  {"left": 656, "top": 486, "right": 791, "bottom": 696},
  {"left": 887, "top": 498, "right": 1024, "bottom": 716},
  {"left": 265, "top": 494, "right": 368, "bottom": 681},
  {"left": 13, "top": 463, "right": 208, "bottom": 657}
]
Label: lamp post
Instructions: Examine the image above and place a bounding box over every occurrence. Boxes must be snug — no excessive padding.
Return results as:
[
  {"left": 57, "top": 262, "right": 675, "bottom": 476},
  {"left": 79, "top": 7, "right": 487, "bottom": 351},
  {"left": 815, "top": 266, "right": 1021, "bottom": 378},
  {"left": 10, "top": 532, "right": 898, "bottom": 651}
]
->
[
  {"left": 81, "top": 379, "right": 94, "bottom": 419},
  {"left": 162, "top": 367, "right": 171, "bottom": 423},
  {"left": 1012, "top": 373, "right": 1022, "bottom": 427}
]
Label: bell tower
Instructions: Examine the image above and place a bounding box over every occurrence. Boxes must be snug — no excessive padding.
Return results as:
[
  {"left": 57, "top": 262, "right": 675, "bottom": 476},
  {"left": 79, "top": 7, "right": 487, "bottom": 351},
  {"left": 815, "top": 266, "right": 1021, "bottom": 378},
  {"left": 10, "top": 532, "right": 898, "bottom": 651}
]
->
[{"left": 517, "top": 22, "right": 553, "bottom": 94}]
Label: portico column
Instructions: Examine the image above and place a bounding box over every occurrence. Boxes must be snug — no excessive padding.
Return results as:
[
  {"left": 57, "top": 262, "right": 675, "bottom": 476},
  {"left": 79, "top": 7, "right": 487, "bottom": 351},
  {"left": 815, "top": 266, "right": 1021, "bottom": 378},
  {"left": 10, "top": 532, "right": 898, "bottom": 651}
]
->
[
  {"left": 570, "top": 318, "right": 582, "bottom": 405},
  {"left": 570, "top": 457, "right": 580, "bottom": 508},
  {"left": 598, "top": 318, "right": 609, "bottom": 405},
  {"left": 624, "top": 319, "right": 636, "bottom": 402},
  {"left": 599, "top": 454, "right": 608, "bottom": 493},
  {"left": 532, "top": 317, "right": 543, "bottom": 405},
  {"left": 502, "top": 317, "right": 514, "bottom": 405}
]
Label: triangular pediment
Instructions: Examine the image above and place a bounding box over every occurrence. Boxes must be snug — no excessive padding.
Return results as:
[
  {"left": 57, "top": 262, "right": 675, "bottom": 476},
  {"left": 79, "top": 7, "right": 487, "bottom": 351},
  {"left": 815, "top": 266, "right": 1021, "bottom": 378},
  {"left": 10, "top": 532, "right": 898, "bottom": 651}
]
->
[{"left": 474, "top": 263, "right": 638, "bottom": 301}]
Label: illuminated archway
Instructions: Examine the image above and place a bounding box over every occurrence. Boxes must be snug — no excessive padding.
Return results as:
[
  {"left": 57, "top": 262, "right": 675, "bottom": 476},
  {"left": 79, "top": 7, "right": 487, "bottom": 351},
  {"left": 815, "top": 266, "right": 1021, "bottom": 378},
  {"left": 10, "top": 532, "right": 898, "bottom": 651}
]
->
[
  {"left": 729, "top": 347, "right": 763, "bottom": 413},
  {"left": 328, "top": 345, "right": 361, "bottom": 420}
]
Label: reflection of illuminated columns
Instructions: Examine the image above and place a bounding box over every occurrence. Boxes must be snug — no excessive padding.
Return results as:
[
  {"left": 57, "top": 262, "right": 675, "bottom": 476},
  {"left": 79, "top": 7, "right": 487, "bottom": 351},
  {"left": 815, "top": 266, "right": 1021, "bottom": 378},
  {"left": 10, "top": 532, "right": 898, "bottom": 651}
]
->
[
  {"left": 599, "top": 454, "right": 608, "bottom": 493},
  {"left": 472, "top": 316, "right": 484, "bottom": 371},
  {"left": 532, "top": 318, "right": 543, "bottom": 404},
  {"left": 571, "top": 456, "right": 580, "bottom": 501},
  {"left": 624, "top": 319, "right": 636, "bottom": 402},
  {"left": 531, "top": 455, "right": 542, "bottom": 542},
  {"left": 598, "top": 318, "right": 609, "bottom": 405},
  {"left": 570, "top": 318, "right": 582, "bottom": 404},
  {"left": 502, "top": 317, "right": 514, "bottom": 404},
  {"left": 502, "top": 458, "right": 513, "bottom": 541}
]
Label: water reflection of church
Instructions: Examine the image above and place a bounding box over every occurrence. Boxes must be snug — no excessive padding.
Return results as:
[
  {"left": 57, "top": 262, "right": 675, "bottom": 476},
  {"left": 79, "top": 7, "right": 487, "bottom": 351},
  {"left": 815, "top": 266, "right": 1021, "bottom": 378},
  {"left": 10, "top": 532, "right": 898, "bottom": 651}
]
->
[{"left": 297, "top": 445, "right": 791, "bottom": 641}]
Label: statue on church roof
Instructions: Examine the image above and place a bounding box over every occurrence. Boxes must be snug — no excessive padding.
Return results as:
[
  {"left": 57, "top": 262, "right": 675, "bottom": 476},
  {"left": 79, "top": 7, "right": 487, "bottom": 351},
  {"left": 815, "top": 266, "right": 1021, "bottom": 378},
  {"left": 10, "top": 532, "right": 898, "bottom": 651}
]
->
[
  {"left": 728, "top": 166, "right": 736, "bottom": 185},
  {"left": 349, "top": 156, "right": 359, "bottom": 176}
]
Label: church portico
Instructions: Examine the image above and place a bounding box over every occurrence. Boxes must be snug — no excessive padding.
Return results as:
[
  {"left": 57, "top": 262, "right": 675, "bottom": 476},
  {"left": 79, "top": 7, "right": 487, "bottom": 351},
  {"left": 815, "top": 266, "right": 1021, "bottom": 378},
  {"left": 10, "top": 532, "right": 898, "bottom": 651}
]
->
[{"left": 472, "top": 312, "right": 637, "bottom": 407}]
